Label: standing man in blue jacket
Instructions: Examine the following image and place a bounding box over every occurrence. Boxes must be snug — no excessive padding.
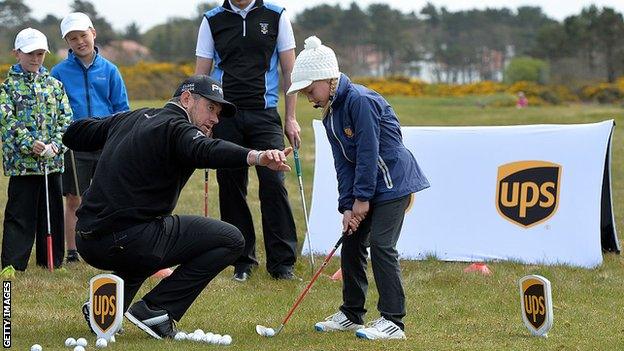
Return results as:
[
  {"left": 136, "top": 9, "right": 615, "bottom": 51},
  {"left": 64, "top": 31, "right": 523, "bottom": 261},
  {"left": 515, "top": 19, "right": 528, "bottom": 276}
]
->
[
  {"left": 51, "top": 12, "right": 130, "bottom": 264},
  {"left": 195, "top": 0, "right": 300, "bottom": 281}
]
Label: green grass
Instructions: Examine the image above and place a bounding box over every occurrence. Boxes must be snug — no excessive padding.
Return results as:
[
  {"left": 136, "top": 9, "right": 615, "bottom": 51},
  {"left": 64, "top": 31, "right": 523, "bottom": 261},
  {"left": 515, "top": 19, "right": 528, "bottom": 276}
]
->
[{"left": 2, "top": 96, "right": 623, "bottom": 350}]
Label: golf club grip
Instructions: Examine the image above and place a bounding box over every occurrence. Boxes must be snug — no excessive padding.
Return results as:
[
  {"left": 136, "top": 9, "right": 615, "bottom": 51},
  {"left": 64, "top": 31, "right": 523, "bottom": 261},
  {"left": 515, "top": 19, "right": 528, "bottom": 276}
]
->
[
  {"left": 293, "top": 148, "right": 302, "bottom": 177},
  {"left": 281, "top": 235, "right": 345, "bottom": 325}
]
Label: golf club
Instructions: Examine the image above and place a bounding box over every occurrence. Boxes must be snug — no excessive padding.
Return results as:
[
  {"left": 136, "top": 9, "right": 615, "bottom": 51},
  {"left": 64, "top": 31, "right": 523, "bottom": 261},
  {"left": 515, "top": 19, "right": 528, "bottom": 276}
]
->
[
  {"left": 70, "top": 150, "right": 81, "bottom": 197},
  {"left": 204, "top": 169, "right": 209, "bottom": 217},
  {"left": 256, "top": 234, "right": 345, "bottom": 338},
  {"left": 43, "top": 163, "right": 54, "bottom": 272},
  {"left": 293, "top": 146, "right": 314, "bottom": 273}
]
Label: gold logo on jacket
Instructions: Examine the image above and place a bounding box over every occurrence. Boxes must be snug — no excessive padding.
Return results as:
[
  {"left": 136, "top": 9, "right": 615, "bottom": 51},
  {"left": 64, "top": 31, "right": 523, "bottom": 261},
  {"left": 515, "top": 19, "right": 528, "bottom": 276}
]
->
[
  {"left": 344, "top": 128, "right": 353, "bottom": 138},
  {"left": 496, "top": 161, "right": 561, "bottom": 228}
]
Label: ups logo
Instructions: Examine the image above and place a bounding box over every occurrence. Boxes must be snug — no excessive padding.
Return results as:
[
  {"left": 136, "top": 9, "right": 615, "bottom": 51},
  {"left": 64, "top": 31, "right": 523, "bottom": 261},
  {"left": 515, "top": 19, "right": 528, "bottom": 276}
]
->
[
  {"left": 519, "top": 275, "right": 553, "bottom": 336},
  {"left": 496, "top": 161, "right": 561, "bottom": 228},
  {"left": 89, "top": 274, "right": 124, "bottom": 338}
]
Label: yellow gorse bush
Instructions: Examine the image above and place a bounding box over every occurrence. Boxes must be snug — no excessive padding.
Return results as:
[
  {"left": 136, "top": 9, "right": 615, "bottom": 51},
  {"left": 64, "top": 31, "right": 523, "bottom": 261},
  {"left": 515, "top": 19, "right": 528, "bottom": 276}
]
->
[{"left": 1, "top": 62, "right": 620, "bottom": 105}]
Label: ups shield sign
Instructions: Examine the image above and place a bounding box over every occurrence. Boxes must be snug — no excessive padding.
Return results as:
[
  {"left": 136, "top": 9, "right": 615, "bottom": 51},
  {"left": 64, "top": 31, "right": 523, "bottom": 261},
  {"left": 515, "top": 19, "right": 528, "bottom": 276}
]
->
[
  {"left": 89, "top": 274, "right": 124, "bottom": 339},
  {"left": 519, "top": 275, "right": 553, "bottom": 336},
  {"left": 496, "top": 161, "right": 561, "bottom": 228}
]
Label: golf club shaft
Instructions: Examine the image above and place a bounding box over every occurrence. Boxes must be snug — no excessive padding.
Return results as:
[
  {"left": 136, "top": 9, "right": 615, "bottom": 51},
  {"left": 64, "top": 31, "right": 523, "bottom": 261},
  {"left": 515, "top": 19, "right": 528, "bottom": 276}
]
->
[
  {"left": 293, "top": 148, "right": 315, "bottom": 271},
  {"left": 204, "top": 169, "right": 209, "bottom": 217},
  {"left": 70, "top": 150, "right": 80, "bottom": 197},
  {"left": 280, "top": 235, "right": 344, "bottom": 327},
  {"left": 44, "top": 164, "right": 53, "bottom": 272}
]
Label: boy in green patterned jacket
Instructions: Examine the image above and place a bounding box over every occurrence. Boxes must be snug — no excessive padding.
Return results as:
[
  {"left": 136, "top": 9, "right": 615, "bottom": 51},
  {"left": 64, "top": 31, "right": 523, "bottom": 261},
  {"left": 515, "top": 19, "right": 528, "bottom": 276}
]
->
[{"left": 0, "top": 28, "right": 72, "bottom": 272}]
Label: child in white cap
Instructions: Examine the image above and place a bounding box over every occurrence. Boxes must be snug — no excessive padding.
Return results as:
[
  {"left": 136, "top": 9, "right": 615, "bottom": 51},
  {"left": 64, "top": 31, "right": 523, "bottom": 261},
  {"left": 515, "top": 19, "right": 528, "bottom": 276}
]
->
[
  {"left": 51, "top": 12, "right": 129, "bottom": 264},
  {"left": 0, "top": 28, "right": 72, "bottom": 273},
  {"left": 287, "top": 36, "right": 430, "bottom": 340}
]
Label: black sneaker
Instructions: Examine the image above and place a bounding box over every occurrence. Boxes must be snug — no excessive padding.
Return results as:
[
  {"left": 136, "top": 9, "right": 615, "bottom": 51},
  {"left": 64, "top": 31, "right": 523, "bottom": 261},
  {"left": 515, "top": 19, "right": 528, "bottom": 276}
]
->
[
  {"left": 66, "top": 250, "right": 80, "bottom": 263},
  {"left": 233, "top": 271, "right": 250, "bottom": 282},
  {"left": 271, "top": 270, "right": 302, "bottom": 281},
  {"left": 124, "top": 300, "right": 177, "bottom": 339}
]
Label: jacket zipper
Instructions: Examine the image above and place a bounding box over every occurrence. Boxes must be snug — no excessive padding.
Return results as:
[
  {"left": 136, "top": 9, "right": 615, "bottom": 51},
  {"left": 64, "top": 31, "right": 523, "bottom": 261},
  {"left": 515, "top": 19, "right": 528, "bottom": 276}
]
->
[
  {"left": 329, "top": 107, "right": 353, "bottom": 163},
  {"left": 81, "top": 65, "right": 92, "bottom": 117},
  {"left": 243, "top": 20, "right": 246, "bottom": 37},
  {"left": 378, "top": 156, "right": 394, "bottom": 189}
]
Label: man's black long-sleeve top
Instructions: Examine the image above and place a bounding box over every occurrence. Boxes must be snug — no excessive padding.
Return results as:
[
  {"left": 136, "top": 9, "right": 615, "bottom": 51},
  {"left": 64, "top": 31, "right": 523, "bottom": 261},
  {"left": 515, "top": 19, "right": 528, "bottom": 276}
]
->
[{"left": 62, "top": 102, "right": 251, "bottom": 234}]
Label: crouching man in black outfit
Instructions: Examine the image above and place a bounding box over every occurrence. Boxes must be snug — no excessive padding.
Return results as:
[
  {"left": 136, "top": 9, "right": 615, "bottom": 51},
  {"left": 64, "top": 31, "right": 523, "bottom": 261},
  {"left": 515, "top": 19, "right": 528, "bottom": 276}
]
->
[{"left": 62, "top": 75, "right": 293, "bottom": 339}]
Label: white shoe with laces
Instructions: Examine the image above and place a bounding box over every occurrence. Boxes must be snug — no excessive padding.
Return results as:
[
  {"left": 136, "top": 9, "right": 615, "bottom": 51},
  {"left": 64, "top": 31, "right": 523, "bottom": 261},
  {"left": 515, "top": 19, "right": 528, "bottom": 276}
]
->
[
  {"left": 355, "top": 317, "right": 406, "bottom": 340},
  {"left": 314, "top": 311, "right": 363, "bottom": 332}
]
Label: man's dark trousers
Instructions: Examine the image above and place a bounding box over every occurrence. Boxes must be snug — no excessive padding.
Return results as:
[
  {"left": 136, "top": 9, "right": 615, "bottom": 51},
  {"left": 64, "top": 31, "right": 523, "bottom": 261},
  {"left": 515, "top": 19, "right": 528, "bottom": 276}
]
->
[
  {"left": 76, "top": 215, "right": 244, "bottom": 321},
  {"left": 213, "top": 108, "right": 298, "bottom": 276}
]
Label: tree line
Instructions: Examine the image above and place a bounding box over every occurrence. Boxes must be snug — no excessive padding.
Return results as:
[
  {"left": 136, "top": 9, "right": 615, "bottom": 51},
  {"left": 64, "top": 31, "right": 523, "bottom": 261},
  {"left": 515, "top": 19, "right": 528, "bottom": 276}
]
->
[{"left": 1, "top": 0, "right": 623, "bottom": 85}]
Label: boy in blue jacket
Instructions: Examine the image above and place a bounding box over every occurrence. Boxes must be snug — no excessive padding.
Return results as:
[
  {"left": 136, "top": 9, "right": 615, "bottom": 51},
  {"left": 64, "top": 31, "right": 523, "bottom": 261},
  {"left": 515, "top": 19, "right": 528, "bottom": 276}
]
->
[
  {"left": 287, "top": 36, "right": 430, "bottom": 340},
  {"left": 51, "top": 12, "right": 130, "bottom": 263}
]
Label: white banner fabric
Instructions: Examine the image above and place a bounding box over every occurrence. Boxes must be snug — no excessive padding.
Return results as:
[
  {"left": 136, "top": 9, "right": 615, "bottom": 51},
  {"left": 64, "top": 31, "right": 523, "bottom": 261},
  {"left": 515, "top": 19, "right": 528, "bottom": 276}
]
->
[{"left": 304, "top": 119, "right": 615, "bottom": 268}]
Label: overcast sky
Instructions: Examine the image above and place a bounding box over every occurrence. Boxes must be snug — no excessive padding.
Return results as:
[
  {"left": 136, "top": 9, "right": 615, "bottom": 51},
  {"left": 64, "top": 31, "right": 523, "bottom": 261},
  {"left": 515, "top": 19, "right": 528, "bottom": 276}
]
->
[{"left": 24, "top": 0, "right": 624, "bottom": 31}]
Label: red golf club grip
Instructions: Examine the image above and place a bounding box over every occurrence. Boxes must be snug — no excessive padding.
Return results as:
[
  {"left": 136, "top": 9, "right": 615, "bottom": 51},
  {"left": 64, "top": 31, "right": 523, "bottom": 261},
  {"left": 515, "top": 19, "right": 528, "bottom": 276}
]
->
[
  {"left": 280, "top": 235, "right": 345, "bottom": 326},
  {"left": 46, "top": 234, "right": 54, "bottom": 272}
]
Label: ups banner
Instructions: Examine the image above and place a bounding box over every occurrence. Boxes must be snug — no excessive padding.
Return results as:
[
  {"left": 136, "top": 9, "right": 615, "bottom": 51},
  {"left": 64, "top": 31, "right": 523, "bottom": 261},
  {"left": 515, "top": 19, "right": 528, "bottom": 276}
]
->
[
  {"left": 89, "top": 274, "right": 124, "bottom": 340},
  {"left": 307, "top": 120, "right": 617, "bottom": 268}
]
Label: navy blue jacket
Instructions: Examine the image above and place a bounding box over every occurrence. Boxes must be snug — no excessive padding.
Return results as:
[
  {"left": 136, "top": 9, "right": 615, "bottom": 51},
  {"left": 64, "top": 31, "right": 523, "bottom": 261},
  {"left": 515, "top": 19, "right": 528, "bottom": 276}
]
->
[
  {"left": 51, "top": 49, "right": 129, "bottom": 120},
  {"left": 322, "top": 74, "right": 430, "bottom": 213}
]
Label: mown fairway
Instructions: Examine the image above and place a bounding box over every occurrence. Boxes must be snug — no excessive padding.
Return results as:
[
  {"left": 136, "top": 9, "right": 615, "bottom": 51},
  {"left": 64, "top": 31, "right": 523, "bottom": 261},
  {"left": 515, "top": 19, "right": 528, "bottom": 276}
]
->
[{"left": 2, "top": 96, "right": 623, "bottom": 350}]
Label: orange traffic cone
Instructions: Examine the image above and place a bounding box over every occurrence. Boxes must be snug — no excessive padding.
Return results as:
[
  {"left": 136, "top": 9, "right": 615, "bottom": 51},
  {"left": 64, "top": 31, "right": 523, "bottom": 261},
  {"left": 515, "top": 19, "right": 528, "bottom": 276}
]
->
[
  {"left": 152, "top": 268, "right": 174, "bottom": 279},
  {"left": 330, "top": 268, "right": 342, "bottom": 281},
  {"left": 463, "top": 262, "right": 492, "bottom": 275}
]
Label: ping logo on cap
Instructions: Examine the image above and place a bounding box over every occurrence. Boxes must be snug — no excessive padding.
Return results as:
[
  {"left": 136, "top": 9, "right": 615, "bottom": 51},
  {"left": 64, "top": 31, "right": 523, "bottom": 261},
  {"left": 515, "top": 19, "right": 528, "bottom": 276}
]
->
[
  {"left": 519, "top": 275, "right": 553, "bottom": 337},
  {"left": 211, "top": 84, "right": 223, "bottom": 95},
  {"left": 180, "top": 83, "right": 195, "bottom": 92},
  {"left": 495, "top": 161, "right": 561, "bottom": 228},
  {"left": 89, "top": 274, "right": 124, "bottom": 339}
]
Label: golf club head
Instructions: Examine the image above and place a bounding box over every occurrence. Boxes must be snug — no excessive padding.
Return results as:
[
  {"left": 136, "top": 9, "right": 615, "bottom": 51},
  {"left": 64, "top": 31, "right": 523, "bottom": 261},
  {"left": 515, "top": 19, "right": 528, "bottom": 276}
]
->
[{"left": 255, "top": 324, "right": 276, "bottom": 338}]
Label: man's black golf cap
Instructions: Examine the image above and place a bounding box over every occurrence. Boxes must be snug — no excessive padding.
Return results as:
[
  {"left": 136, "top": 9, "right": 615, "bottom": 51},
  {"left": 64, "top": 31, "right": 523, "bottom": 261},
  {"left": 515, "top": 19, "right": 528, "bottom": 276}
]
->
[{"left": 173, "top": 75, "right": 237, "bottom": 118}]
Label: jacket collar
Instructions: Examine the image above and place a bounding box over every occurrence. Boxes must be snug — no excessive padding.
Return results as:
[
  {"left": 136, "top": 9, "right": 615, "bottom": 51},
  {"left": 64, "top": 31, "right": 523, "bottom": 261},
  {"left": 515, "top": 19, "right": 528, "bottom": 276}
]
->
[
  {"left": 164, "top": 101, "right": 191, "bottom": 123},
  {"left": 68, "top": 46, "right": 100, "bottom": 68},
  {"left": 9, "top": 63, "right": 48, "bottom": 77},
  {"left": 331, "top": 73, "right": 350, "bottom": 107},
  {"left": 222, "top": 0, "right": 262, "bottom": 12}
]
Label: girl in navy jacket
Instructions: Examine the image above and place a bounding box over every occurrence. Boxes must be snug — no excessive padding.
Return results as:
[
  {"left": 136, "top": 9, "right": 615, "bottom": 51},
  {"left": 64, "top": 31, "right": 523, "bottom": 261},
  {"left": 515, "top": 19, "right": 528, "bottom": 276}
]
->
[{"left": 287, "top": 36, "right": 429, "bottom": 340}]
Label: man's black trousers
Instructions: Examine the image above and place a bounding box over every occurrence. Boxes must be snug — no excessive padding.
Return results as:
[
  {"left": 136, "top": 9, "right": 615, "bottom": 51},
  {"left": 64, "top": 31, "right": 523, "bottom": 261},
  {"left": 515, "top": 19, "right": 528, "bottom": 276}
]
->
[
  {"left": 213, "top": 108, "right": 297, "bottom": 275},
  {"left": 77, "top": 215, "right": 244, "bottom": 321}
]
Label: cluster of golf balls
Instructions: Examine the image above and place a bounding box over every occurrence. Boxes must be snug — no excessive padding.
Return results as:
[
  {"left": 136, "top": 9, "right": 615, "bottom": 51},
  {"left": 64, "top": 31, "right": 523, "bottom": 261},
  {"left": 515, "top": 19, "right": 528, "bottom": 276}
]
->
[
  {"left": 61, "top": 335, "right": 115, "bottom": 350},
  {"left": 174, "top": 329, "right": 232, "bottom": 345}
]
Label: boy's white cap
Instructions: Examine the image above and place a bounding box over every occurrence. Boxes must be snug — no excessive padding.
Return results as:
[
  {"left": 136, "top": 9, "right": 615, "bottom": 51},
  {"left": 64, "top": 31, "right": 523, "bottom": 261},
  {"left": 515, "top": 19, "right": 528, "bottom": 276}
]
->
[
  {"left": 14, "top": 28, "right": 49, "bottom": 53},
  {"left": 287, "top": 36, "right": 340, "bottom": 95},
  {"left": 61, "top": 12, "right": 94, "bottom": 38}
]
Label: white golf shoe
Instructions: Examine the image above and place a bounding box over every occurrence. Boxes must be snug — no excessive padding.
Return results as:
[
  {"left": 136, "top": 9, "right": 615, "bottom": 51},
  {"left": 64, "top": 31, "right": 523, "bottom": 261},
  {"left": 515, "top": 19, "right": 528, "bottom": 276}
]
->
[
  {"left": 314, "top": 311, "right": 363, "bottom": 332},
  {"left": 355, "top": 317, "right": 406, "bottom": 340}
]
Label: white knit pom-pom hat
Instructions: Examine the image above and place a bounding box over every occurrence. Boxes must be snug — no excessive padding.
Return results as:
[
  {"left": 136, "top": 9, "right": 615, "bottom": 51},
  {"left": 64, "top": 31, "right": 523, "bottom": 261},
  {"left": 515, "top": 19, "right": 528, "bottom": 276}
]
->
[{"left": 287, "top": 36, "right": 340, "bottom": 95}]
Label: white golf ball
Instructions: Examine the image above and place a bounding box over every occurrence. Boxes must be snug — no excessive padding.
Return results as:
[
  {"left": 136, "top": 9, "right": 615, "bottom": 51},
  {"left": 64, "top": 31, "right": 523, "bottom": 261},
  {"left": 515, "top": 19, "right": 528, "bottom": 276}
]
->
[
  {"left": 192, "top": 333, "right": 204, "bottom": 342},
  {"left": 187, "top": 332, "right": 195, "bottom": 339},
  {"left": 95, "top": 338, "right": 108, "bottom": 348},
  {"left": 202, "top": 332, "right": 214, "bottom": 343},
  {"left": 220, "top": 334, "right": 232, "bottom": 345},
  {"left": 255, "top": 324, "right": 275, "bottom": 337},
  {"left": 76, "top": 338, "right": 87, "bottom": 347},
  {"left": 65, "top": 337, "right": 77, "bottom": 347},
  {"left": 194, "top": 329, "right": 205, "bottom": 336},
  {"left": 174, "top": 331, "right": 187, "bottom": 340},
  {"left": 30, "top": 345, "right": 42, "bottom": 351},
  {"left": 212, "top": 334, "right": 222, "bottom": 344},
  {"left": 73, "top": 346, "right": 85, "bottom": 351},
  {"left": 109, "top": 335, "right": 116, "bottom": 343}
]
